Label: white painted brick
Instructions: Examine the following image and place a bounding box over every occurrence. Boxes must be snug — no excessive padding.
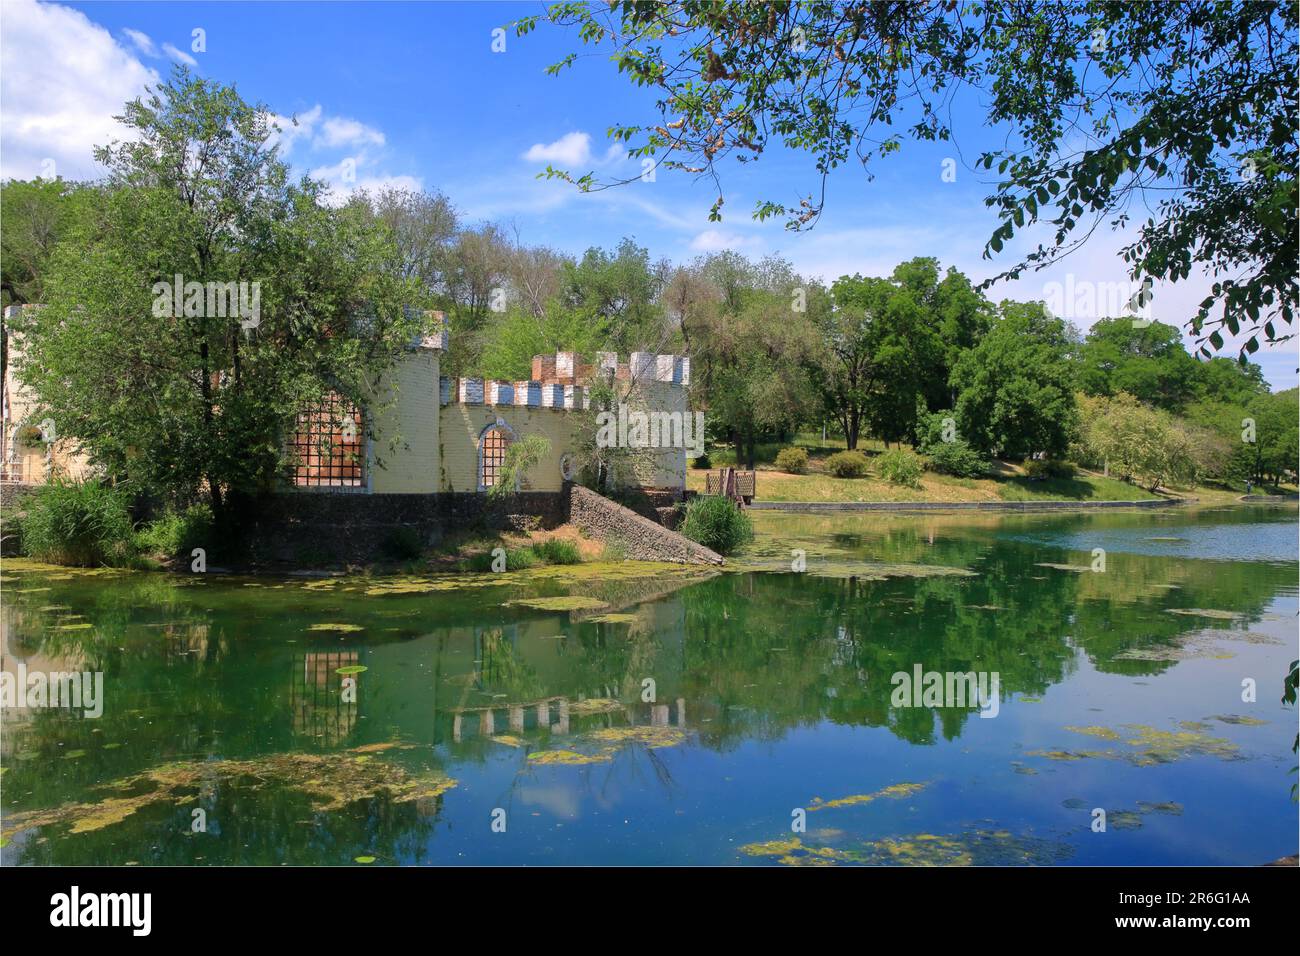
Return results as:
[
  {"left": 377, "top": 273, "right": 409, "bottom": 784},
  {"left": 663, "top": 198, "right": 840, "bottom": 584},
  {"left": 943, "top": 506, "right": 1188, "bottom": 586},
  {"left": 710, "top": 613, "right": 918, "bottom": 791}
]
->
[
  {"left": 514, "top": 381, "right": 542, "bottom": 407},
  {"left": 541, "top": 384, "right": 563, "bottom": 408},
  {"left": 458, "top": 377, "right": 484, "bottom": 404},
  {"left": 676, "top": 356, "right": 691, "bottom": 386},
  {"left": 630, "top": 351, "right": 656, "bottom": 380}
]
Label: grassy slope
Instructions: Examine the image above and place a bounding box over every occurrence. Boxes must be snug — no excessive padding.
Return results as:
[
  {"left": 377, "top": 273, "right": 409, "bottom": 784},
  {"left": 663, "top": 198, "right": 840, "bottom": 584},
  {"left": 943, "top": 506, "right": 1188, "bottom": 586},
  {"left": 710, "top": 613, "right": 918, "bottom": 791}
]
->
[
  {"left": 688, "top": 466, "right": 1162, "bottom": 503},
  {"left": 690, "top": 434, "right": 1273, "bottom": 504}
]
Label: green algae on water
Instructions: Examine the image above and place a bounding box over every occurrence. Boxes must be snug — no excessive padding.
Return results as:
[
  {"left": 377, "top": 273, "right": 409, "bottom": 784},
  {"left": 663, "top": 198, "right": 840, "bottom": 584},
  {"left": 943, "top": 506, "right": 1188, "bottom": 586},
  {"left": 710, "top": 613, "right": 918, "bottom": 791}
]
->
[
  {"left": 523, "top": 724, "right": 688, "bottom": 768},
  {"left": 807, "top": 781, "right": 929, "bottom": 812},
  {"left": 506, "top": 596, "right": 608, "bottom": 612},
  {"left": 740, "top": 828, "right": 1073, "bottom": 867},
  {"left": 1, "top": 745, "right": 456, "bottom": 839}
]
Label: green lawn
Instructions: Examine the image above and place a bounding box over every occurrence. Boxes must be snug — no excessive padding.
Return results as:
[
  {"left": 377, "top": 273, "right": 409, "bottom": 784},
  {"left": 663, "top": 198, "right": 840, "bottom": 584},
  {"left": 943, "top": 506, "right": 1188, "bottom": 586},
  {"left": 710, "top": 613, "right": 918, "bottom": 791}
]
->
[
  {"left": 689, "top": 466, "right": 1162, "bottom": 503},
  {"left": 694, "top": 432, "right": 1294, "bottom": 505}
]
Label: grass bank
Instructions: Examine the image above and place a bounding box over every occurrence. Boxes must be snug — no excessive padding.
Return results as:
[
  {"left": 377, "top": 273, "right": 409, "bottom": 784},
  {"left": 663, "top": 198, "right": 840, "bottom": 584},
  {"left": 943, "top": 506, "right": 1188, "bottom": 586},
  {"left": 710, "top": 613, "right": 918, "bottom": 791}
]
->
[{"left": 691, "top": 436, "right": 1295, "bottom": 505}]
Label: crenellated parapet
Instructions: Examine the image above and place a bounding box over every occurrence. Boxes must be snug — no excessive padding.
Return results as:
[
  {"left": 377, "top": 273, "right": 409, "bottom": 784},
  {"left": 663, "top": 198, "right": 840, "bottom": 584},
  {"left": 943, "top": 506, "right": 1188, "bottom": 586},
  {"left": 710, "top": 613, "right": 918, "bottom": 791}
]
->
[
  {"left": 441, "top": 350, "right": 690, "bottom": 410},
  {"left": 440, "top": 376, "right": 590, "bottom": 409},
  {"left": 529, "top": 350, "right": 690, "bottom": 387}
]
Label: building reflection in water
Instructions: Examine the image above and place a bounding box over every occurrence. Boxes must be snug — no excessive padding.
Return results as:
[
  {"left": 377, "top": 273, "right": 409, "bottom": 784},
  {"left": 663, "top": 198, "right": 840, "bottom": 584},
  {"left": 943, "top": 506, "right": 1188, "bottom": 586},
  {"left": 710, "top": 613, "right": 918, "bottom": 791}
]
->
[
  {"left": 451, "top": 695, "right": 688, "bottom": 743},
  {"left": 290, "top": 650, "right": 360, "bottom": 746}
]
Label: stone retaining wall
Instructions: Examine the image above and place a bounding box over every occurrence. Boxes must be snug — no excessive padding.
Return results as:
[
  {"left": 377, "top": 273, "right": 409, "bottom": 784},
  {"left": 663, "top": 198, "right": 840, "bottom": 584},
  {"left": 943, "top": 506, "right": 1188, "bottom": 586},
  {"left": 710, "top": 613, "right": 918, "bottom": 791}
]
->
[
  {"left": 567, "top": 483, "right": 722, "bottom": 565},
  {"left": 247, "top": 490, "right": 567, "bottom": 565},
  {"left": 0, "top": 481, "right": 39, "bottom": 512},
  {"left": 0, "top": 482, "right": 38, "bottom": 556}
]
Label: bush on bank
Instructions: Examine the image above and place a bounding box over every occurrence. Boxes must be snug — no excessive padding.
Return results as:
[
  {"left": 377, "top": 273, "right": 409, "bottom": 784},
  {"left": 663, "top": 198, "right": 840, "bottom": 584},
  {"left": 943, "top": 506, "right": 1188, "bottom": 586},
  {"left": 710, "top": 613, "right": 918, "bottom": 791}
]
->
[
  {"left": 19, "top": 479, "right": 135, "bottom": 566},
  {"left": 679, "top": 495, "right": 753, "bottom": 555}
]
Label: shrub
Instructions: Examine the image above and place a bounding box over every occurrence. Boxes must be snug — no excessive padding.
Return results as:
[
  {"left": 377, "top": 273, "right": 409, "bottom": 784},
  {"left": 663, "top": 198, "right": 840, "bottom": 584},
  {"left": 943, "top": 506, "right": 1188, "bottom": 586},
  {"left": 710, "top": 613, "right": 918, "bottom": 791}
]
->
[
  {"left": 679, "top": 495, "right": 753, "bottom": 554},
  {"left": 878, "top": 449, "right": 924, "bottom": 488},
  {"left": 1023, "top": 458, "right": 1076, "bottom": 480},
  {"left": 774, "top": 446, "right": 809, "bottom": 474},
  {"left": 135, "top": 503, "right": 214, "bottom": 557},
  {"left": 924, "top": 441, "right": 989, "bottom": 478},
  {"left": 460, "top": 546, "right": 537, "bottom": 572},
  {"left": 532, "top": 538, "right": 582, "bottom": 564},
  {"left": 915, "top": 409, "right": 960, "bottom": 453},
  {"left": 381, "top": 525, "right": 425, "bottom": 561},
  {"left": 20, "top": 480, "right": 134, "bottom": 566},
  {"left": 823, "top": 450, "right": 870, "bottom": 478},
  {"left": 691, "top": 452, "right": 711, "bottom": 470}
]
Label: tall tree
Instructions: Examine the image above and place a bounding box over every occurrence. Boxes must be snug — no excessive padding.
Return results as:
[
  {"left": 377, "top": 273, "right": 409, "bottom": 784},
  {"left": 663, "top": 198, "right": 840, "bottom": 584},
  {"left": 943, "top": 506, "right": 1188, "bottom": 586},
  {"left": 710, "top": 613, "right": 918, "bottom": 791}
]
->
[
  {"left": 1, "top": 178, "right": 99, "bottom": 307},
  {"left": 520, "top": 1, "right": 1297, "bottom": 358},
  {"left": 1077, "top": 318, "right": 1201, "bottom": 411},
  {"left": 950, "top": 301, "right": 1079, "bottom": 458},
  {"left": 11, "top": 67, "right": 423, "bottom": 530}
]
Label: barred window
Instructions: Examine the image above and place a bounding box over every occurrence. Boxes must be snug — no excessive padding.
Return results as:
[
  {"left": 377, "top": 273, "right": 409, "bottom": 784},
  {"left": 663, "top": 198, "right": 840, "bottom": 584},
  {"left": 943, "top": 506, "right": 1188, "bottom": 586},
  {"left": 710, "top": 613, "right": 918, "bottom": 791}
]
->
[
  {"left": 290, "top": 392, "right": 364, "bottom": 488},
  {"left": 479, "top": 426, "right": 511, "bottom": 491}
]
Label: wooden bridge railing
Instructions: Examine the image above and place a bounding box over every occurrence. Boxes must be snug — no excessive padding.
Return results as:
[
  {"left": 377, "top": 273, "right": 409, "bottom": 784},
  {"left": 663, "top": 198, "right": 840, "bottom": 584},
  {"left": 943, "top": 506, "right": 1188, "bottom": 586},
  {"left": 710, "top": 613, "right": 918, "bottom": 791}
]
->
[{"left": 704, "top": 468, "right": 755, "bottom": 504}]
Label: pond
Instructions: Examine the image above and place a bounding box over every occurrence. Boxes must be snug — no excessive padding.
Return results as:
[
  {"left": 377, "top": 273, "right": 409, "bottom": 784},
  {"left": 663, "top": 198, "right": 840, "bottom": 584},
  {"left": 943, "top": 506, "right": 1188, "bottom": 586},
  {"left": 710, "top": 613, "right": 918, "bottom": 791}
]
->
[{"left": 2, "top": 504, "right": 1296, "bottom": 866}]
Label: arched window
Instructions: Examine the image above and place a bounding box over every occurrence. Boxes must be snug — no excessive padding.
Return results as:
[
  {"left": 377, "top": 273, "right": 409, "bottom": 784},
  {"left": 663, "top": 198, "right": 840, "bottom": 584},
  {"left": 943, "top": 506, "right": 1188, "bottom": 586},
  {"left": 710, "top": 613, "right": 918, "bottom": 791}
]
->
[{"left": 478, "top": 422, "right": 514, "bottom": 491}]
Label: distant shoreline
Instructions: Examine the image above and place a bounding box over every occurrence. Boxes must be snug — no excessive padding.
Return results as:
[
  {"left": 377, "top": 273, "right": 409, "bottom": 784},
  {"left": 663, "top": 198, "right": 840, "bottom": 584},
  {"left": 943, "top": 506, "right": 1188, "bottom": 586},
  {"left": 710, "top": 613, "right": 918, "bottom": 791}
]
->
[{"left": 747, "top": 497, "right": 1297, "bottom": 513}]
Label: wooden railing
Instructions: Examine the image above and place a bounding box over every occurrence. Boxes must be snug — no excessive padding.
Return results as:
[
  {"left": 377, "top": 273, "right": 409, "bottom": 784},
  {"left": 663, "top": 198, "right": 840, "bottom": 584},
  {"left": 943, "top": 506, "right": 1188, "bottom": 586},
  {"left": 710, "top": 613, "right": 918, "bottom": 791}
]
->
[{"left": 704, "top": 468, "right": 755, "bottom": 504}]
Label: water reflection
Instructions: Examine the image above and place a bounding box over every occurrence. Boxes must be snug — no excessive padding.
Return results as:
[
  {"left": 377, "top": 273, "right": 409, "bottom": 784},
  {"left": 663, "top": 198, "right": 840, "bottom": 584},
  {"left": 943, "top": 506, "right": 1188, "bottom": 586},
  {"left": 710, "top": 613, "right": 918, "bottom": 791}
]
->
[{"left": 2, "top": 505, "right": 1296, "bottom": 865}]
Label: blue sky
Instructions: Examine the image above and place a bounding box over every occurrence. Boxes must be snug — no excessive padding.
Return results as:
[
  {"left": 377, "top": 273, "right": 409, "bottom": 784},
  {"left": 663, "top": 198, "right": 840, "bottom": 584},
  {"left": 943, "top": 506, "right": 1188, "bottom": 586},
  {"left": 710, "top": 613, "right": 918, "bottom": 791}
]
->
[{"left": 2, "top": 0, "right": 1295, "bottom": 388}]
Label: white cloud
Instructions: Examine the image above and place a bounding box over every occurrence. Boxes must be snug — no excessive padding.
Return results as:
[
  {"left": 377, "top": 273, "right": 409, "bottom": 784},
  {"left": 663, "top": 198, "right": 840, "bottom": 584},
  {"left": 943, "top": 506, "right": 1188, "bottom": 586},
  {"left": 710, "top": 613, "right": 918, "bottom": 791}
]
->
[
  {"left": 690, "top": 229, "right": 760, "bottom": 253},
  {"left": 318, "top": 116, "right": 385, "bottom": 149},
  {"left": 0, "top": 0, "right": 159, "bottom": 180},
  {"left": 161, "top": 42, "right": 198, "bottom": 68},
  {"left": 309, "top": 155, "right": 422, "bottom": 205},
  {"left": 523, "top": 131, "right": 592, "bottom": 166},
  {"left": 122, "top": 28, "right": 157, "bottom": 58},
  {"left": 121, "top": 26, "right": 196, "bottom": 67},
  {"left": 265, "top": 104, "right": 323, "bottom": 158}
]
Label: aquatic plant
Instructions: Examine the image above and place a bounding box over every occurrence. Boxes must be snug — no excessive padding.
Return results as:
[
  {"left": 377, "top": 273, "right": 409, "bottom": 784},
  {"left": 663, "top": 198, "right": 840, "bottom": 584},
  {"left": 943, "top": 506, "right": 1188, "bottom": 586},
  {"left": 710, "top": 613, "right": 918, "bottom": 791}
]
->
[
  {"left": 679, "top": 495, "right": 753, "bottom": 554},
  {"left": 531, "top": 538, "right": 582, "bottom": 565},
  {"left": 19, "top": 479, "right": 135, "bottom": 567},
  {"left": 1, "top": 745, "right": 456, "bottom": 839}
]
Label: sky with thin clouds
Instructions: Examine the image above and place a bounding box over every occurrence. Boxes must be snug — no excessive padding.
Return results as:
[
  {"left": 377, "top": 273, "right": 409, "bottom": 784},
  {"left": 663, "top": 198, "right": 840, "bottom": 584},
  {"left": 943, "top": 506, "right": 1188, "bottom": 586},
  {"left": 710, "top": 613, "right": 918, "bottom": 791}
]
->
[{"left": 2, "top": 0, "right": 1294, "bottom": 389}]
